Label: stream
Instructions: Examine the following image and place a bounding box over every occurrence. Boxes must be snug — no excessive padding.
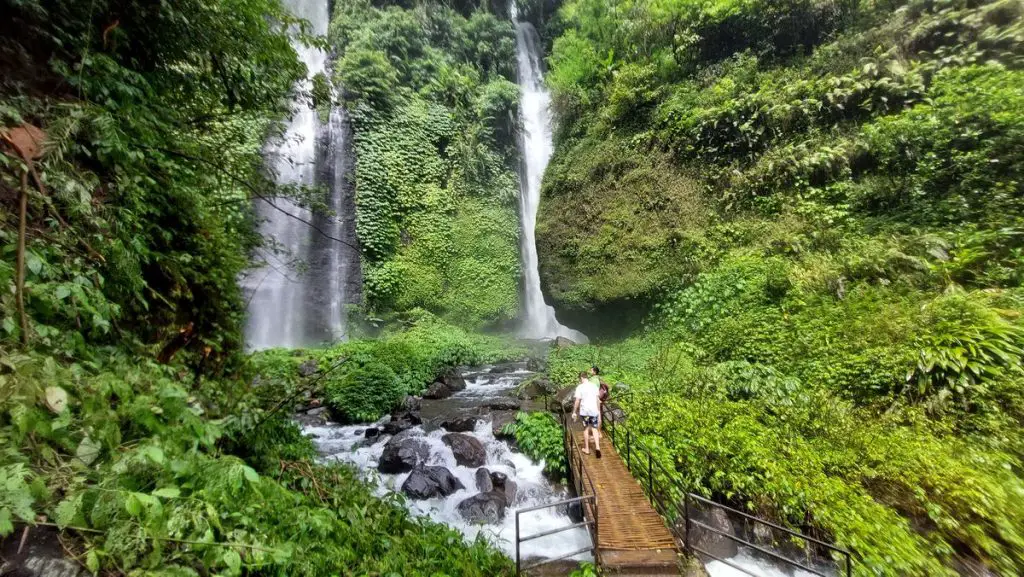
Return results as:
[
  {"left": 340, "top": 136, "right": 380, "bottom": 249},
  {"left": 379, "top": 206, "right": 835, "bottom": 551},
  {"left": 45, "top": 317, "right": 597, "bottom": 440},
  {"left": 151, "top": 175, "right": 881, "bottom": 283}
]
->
[{"left": 300, "top": 364, "right": 593, "bottom": 566}]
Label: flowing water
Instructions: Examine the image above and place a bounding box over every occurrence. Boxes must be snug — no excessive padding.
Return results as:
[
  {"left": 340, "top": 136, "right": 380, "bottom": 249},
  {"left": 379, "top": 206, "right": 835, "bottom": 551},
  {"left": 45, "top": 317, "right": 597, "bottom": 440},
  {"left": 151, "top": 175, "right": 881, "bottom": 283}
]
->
[
  {"left": 242, "top": 0, "right": 360, "bottom": 350},
  {"left": 301, "top": 366, "right": 592, "bottom": 565},
  {"left": 511, "top": 9, "right": 588, "bottom": 343}
]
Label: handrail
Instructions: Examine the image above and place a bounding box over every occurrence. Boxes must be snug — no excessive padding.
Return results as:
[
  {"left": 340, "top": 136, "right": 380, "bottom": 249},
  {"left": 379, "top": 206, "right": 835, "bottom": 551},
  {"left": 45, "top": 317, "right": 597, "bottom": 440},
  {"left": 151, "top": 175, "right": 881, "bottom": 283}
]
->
[
  {"left": 513, "top": 403, "right": 600, "bottom": 576},
  {"left": 599, "top": 401, "right": 854, "bottom": 577}
]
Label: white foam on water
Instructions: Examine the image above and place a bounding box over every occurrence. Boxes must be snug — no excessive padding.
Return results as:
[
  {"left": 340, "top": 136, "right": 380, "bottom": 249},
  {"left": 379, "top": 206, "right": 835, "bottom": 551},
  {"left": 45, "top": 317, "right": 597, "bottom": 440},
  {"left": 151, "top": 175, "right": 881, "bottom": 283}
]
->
[{"left": 302, "top": 418, "right": 592, "bottom": 563}]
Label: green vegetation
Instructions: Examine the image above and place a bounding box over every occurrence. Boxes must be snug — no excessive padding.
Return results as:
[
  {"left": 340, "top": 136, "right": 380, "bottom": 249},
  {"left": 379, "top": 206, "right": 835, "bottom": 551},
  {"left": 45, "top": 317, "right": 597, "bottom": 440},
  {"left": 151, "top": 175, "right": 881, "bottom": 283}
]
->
[
  {"left": 329, "top": 0, "right": 524, "bottom": 328},
  {"left": 503, "top": 411, "right": 568, "bottom": 481},
  {"left": 539, "top": 1, "right": 1024, "bottom": 574},
  {"left": 252, "top": 310, "right": 527, "bottom": 422},
  {"left": 0, "top": 0, "right": 519, "bottom": 573}
]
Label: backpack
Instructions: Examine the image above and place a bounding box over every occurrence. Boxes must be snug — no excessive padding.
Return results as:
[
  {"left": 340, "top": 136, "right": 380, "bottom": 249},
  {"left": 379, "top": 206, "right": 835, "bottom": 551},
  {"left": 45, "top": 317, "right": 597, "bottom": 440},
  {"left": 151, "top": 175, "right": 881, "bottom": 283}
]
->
[{"left": 598, "top": 381, "right": 610, "bottom": 402}]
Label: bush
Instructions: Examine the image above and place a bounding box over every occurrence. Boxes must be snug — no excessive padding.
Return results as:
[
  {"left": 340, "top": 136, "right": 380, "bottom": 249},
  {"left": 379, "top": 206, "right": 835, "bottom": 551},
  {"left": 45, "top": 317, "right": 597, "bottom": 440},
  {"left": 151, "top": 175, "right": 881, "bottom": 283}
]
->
[
  {"left": 504, "top": 412, "right": 567, "bottom": 481},
  {"left": 325, "top": 355, "right": 403, "bottom": 423}
]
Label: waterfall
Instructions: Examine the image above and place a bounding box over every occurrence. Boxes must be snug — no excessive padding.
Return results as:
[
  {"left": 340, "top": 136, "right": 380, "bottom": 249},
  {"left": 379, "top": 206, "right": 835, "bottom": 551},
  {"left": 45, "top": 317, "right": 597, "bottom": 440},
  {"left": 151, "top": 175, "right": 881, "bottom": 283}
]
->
[
  {"left": 511, "top": 8, "right": 587, "bottom": 343},
  {"left": 242, "top": 0, "right": 360, "bottom": 350}
]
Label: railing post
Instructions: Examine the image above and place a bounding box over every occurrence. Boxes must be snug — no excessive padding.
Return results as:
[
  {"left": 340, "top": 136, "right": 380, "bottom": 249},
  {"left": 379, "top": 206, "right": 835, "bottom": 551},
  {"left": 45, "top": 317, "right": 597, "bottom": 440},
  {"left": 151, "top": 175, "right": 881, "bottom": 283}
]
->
[
  {"left": 684, "top": 493, "right": 691, "bottom": 552},
  {"left": 626, "top": 430, "right": 631, "bottom": 470},
  {"left": 846, "top": 552, "right": 852, "bottom": 577},
  {"left": 515, "top": 512, "right": 521, "bottom": 575},
  {"left": 647, "top": 452, "right": 653, "bottom": 496}
]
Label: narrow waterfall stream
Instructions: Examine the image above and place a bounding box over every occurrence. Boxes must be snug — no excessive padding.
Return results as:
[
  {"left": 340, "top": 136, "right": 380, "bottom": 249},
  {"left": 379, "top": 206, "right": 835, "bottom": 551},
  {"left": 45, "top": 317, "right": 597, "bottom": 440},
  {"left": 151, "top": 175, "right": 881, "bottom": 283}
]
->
[
  {"left": 242, "top": 0, "right": 360, "bottom": 350},
  {"left": 511, "top": 8, "right": 587, "bottom": 343},
  {"left": 301, "top": 365, "right": 592, "bottom": 565}
]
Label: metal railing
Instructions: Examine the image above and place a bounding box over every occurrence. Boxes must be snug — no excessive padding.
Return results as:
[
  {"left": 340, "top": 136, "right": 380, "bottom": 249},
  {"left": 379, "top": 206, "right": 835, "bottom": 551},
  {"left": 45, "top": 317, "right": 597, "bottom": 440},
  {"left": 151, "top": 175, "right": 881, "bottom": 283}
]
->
[
  {"left": 513, "top": 404, "right": 599, "bottom": 575},
  {"left": 600, "top": 403, "right": 854, "bottom": 577}
]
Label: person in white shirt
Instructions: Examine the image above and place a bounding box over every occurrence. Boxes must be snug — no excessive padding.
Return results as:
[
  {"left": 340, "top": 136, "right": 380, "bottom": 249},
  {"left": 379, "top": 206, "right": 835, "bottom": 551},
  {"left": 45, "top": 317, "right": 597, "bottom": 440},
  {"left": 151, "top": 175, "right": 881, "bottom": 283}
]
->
[{"left": 572, "top": 371, "right": 602, "bottom": 458}]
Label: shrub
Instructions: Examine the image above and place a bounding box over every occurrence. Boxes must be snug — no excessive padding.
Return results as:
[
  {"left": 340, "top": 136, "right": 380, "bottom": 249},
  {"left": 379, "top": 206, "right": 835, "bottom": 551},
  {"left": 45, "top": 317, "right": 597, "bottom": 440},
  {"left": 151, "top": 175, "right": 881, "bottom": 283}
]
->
[{"left": 504, "top": 412, "right": 567, "bottom": 481}]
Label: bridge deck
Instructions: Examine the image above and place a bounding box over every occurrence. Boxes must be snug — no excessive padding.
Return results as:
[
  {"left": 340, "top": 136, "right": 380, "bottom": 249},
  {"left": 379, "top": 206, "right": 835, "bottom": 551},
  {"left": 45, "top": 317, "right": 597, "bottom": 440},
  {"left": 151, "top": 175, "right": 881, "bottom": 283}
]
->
[{"left": 567, "top": 423, "right": 679, "bottom": 574}]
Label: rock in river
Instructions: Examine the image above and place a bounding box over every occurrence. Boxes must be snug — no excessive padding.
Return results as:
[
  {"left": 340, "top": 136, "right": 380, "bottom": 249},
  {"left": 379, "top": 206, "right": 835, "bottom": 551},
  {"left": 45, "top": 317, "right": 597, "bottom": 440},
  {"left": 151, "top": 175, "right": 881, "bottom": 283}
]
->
[
  {"left": 442, "top": 433, "right": 486, "bottom": 467},
  {"left": 441, "top": 416, "right": 479, "bottom": 433},
  {"left": 475, "top": 467, "right": 493, "bottom": 492},
  {"left": 457, "top": 492, "right": 508, "bottom": 524},
  {"left": 378, "top": 436, "right": 430, "bottom": 474},
  {"left": 423, "top": 381, "right": 452, "bottom": 400},
  {"left": 490, "top": 471, "right": 518, "bottom": 506},
  {"left": 401, "top": 466, "right": 464, "bottom": 499}
]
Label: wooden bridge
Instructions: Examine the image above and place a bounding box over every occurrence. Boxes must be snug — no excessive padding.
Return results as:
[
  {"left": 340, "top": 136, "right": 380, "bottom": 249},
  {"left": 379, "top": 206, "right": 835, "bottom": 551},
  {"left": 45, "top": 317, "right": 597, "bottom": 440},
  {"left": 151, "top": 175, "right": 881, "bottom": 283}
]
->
[
  {"left": 514, "top": 399, "right": 856, "bottom": 577},
  {"left": 565, "top": 421, "right": 681, "bottom": 575},
  {"left": 514, "top": 413, "right": 682, "bottom": 576}
]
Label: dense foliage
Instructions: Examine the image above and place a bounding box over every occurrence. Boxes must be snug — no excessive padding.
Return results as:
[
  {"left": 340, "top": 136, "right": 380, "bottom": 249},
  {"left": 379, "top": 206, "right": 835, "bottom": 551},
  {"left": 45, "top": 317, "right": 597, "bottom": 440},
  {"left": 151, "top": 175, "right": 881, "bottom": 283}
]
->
[
  {"left": 0, "top": 1, "right": 518, "bottom": 574},
  {"left": 503, "top": 411, "right": 568, "bottom": 481},
  {"left": 329, "top": 0, "right": 525, "bottom": 328},
  {"left": 537, "top": 0, "right": 1024, "bottom": 574},
  {"left": 251, "top": 310, "right": 528, "bottom": 422}
]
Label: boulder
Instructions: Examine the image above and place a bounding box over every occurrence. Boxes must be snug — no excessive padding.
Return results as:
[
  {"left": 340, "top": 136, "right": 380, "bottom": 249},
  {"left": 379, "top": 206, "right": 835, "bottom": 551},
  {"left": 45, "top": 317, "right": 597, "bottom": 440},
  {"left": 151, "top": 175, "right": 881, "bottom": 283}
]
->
[
  {"left": 441, "top": 416, "right": 479, "bottom": 433},
  {"left": 426, "top": 465, "right": 464, "bottom": 496},
  {"left": 554, "top": 336, "right": 577, "bottom": 349},
  {"left": 457, "top": 492, "right": 507, "bottom": 524},
  {"left": 399, "top": 395, "right": 422, "bottom": 412},
  {"left": 604, "top": 406, "right": 627, "bottom": 425},
  {"left": 490, "top": 471, "right": 518, "bottom": 506},
  {"left": 401, "top": 469, "right": 441, "bottom": 499},
  {"left": 438, "top": 370, "right": 467, "bottom": 392},
  {"left": 518, "top": 378, "right": 554, "bottom": 399},
  {"left": 475, "top": 468, "right": 493, "bottom": 492},
  {"left": 298, "top": 358, "right": 319, "bottom": 377},
  {"left": 364, "top": 427, "right": 380, "bottom": 439},
  {"left": 526, "top": 357, "right": 547, "bottom": 372},
  {"left": 305, "top": 406, "right": 327, "bottom": 417},
  {"left": 401, "top": 466, "right": 464, "bottom": 499},
  {"left": 381, "top": 411, "right": 422, "bottom": 435},
  {"left": 491, "top": 412, "right": 517, "bottom": 439},
  {"left": 423, "top": 381, "right": 452, "bottom": 400},
  {"left": 378, "top": 437, "right": 430, "bottom": 474},
  {"left": 690, "top": 507, "right": 738, "bottom": 560},
  {"left": 442, "top": 433, "right": 487, "bottom": 467},
  {"left": 554, "top": 387, "right": 575, "bottom": 412},
  {"left": 487, "top": 398, "right": 521, "bottom": 411}
]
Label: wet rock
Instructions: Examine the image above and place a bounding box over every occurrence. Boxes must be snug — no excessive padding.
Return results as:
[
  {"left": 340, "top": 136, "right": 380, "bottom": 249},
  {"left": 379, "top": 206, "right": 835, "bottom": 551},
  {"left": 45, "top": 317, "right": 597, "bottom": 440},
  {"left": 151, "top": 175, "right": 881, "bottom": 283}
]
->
[
  {"left": 402, "top": 468, "right": 440, "bottom": 499},
  {"left": 490, "top": 471, "right": 518, "bottom": 506},
  {"left": 378, "top": 437, "right": 430, "bottom": 474},
  {"left": 364, "top": 427, "right": 380, "bottom": 439},
  {"left": 423, "top": 381, "right": 452, "bottom": 399},
  {"left": 442, "top": 433, "right": 486, "bottom": 467},
  {"left": 306, "top": 406, "right": 327, "bottom": 417},
  {"left": 554, "top": 336, "right": 577, "bottom": 349},
  {"left": 690, "top": 507, "right": 738, "bottom": 559},
  {"left": 475, "top": 468, "right": 493, "bottom": 492},
  {"left": 488, "top": 398, "right": 521, "bottom": 411},
  {"left": 0, "top": 526, "right": 84, "bottom": 577},
  {"left": 457, "top": 492, "right": 507, "bottom": 524},
  {"left": 438, "top": 370, "right": 467, "bottom": 392},
  {"left": 491, "top": 412, "right": 517, "bottom": 439},
  {"left": 426, "top": 465, "right": 465, "bottom": 496},
  {"left": 518, "top": 377, "right": 555, "bottom": 399},
  {"left": 298, "top": 359, "right": 319, "bottom": 377},
  {"left": 526, "top": 357, "right": 547, "bottom": 372},
  {"left": 381, "top": 411, "right": 422, "bottom": 435},
  {"left": 401, "top": 466, "right": 464, "bottom": 499},
  {"left": 604, "top": 406, "right": 627, "bottom": 425},
  {"left": 441, "top": 416, "right": 479, "bottom": 433},
  {"left": 554, "top": 387, "right": 575, "bottom": 412},
  {"left": 399, "top": 395, "right": 422, "bottom": 412}
]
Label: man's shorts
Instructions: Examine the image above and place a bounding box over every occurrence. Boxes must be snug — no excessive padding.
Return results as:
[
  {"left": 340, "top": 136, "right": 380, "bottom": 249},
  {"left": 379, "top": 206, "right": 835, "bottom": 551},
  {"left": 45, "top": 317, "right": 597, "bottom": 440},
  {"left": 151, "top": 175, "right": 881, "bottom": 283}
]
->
[{"left": 581, "top": 415, "right": 599, "bottom": 428}]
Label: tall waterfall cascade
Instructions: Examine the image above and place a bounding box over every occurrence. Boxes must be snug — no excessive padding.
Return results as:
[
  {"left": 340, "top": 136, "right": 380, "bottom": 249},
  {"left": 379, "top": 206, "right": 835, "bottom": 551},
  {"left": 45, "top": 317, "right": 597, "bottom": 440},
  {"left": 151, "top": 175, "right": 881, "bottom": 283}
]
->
[
  {"left": 242, "top": 0, "right": 361, "bottom": 350},
  {"left": 511, "top": 8, "right": 588, "bottom": 343}
]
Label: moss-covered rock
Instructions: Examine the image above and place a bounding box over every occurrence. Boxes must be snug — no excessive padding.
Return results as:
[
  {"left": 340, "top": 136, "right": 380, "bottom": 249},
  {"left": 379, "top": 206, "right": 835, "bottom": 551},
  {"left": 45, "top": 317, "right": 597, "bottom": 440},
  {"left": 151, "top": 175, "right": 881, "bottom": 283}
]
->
[{"left": 536, "top": 137, "right": 713, "bottom": 336}]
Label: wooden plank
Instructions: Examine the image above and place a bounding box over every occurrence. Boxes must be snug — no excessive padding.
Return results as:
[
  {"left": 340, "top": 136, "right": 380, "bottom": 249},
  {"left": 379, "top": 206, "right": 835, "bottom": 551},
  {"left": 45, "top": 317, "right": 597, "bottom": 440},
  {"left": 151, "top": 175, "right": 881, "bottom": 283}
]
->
[{"left": 566, "top": 423, "right": 680, "bottom": 573}]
